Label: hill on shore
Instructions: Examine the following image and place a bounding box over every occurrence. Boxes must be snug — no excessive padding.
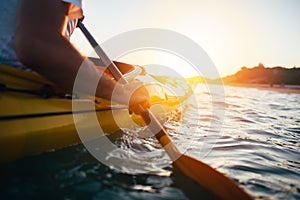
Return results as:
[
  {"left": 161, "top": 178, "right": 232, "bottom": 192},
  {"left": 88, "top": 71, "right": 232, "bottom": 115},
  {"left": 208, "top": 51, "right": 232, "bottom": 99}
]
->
[{"left": 222, "top": 63, "right": 300, "bottom": 85}]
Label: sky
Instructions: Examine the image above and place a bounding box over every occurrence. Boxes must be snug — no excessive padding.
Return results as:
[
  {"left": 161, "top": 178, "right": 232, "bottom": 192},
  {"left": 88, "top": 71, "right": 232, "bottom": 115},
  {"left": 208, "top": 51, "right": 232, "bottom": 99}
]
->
[{"left": 71, "top": 0, "right": 300, "bottom": 78}]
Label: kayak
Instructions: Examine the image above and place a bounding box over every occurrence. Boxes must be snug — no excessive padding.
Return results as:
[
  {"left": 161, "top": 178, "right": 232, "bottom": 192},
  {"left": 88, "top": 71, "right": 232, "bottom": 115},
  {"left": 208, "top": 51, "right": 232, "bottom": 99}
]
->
[{"left": 0, "top": 62, "right": 182, "bottom": 164}]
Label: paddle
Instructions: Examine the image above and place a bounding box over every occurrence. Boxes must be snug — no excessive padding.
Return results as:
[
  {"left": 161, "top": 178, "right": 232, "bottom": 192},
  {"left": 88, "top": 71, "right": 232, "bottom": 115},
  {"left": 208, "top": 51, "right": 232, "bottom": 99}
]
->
[{"left": 77, "top": 21, "right": 252, "bottom": 199}]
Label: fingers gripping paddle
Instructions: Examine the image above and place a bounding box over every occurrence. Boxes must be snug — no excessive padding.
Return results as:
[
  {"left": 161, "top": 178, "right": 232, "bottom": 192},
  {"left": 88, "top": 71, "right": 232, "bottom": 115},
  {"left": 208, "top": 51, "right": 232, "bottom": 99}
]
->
[{"left": 77, "top": 21, "right": 252, "bottom": 199}]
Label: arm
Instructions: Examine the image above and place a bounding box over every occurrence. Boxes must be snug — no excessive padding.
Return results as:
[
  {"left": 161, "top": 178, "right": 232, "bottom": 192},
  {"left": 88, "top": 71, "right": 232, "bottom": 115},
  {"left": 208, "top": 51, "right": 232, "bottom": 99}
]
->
[
  {"left": 15, "top": 0, "right": 150, "bottom": 113},
  {"left": 15, "top": 0, "right": 117, "bottom": 99}
]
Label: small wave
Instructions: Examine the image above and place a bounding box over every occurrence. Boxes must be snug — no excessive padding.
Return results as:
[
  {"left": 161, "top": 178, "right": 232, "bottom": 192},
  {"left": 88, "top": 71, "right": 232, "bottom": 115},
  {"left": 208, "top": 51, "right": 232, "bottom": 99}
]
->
[
  {"left": 287, "top": 127, "right": 300, "bottom": 134},
  {"left": 231, "top": 116, "right": 256, "bottom": 124}
]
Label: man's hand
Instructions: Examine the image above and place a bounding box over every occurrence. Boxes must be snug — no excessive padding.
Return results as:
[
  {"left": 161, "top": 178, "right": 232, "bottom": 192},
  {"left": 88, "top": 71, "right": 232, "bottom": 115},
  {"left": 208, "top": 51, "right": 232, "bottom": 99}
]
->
[
  {"left": 128, "top": 82, "right": 150, "bottom": 115},
  {"left": 113, "top": 81, "right": 150, "bottom": 115}
]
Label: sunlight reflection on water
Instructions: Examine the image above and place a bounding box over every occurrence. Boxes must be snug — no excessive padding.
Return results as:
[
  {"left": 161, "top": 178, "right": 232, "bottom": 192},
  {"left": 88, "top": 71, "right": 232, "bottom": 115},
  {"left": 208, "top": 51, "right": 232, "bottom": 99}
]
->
[{"left": 1, "top": 84, "right": 299, "bottom": 199}]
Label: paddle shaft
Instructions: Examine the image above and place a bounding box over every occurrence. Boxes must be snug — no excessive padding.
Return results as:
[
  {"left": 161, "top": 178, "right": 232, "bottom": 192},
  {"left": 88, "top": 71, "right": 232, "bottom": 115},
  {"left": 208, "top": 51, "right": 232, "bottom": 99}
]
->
[
  {"left": 77, "top": 21, "right": 126, "bottom": 84},
  {"left": 77, "top": 21, "right": 252, "bottom": 199},
  {"left": 77, "top": 21, "right": 177, "bottom": 148}
]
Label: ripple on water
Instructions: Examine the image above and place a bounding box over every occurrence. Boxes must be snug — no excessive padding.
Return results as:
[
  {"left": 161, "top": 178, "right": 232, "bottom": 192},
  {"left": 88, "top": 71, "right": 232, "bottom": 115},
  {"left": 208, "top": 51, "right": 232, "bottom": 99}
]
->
[
  {"left": 1, "top": 85, "right": 300, "bottom": 200},
  {"left": 287, "top": 127, "right": 300, "bottom": 134}
]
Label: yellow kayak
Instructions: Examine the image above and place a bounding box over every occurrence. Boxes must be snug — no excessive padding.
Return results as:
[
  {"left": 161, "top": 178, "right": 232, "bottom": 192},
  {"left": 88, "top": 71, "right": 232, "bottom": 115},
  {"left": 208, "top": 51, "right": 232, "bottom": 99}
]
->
[{"left": 0, "top": 62, "right": 181, "bottom": 164}]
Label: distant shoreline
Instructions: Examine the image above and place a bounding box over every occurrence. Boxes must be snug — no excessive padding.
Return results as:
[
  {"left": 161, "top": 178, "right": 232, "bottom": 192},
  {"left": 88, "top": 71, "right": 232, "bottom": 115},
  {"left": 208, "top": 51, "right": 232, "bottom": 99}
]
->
[{"left": 223, "top": 83, "right": 300, "bottom": 94}]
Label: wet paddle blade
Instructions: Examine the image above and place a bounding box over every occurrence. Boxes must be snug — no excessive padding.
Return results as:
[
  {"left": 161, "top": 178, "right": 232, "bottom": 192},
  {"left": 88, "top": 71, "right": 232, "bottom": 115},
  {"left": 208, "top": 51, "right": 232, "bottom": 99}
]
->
[
  {"left": 140, "top": 109, "right": 252, "bottom": 199},
  {"left": 173, "top": 154, "right": 252, "bottom": 199}
]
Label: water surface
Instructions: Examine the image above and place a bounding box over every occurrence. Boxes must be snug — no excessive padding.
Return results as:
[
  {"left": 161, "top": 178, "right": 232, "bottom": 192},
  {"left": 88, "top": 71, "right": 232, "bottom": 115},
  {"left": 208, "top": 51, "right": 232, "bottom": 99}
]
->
[{"left": 1, "top": 85, "right": 299, "bottom": 199}]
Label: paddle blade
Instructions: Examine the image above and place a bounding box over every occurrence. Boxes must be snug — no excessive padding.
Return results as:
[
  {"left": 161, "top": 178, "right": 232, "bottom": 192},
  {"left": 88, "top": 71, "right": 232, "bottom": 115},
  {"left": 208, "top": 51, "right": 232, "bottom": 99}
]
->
[{"left": 173, "top": 155, "right": 252, "bottom": 200}]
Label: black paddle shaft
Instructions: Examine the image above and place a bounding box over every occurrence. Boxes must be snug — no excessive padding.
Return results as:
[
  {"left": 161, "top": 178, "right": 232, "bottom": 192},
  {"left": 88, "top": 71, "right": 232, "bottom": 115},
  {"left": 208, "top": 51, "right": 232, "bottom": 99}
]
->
[{"left": 77, "top": 21, "right": 127, "bottom": 84}]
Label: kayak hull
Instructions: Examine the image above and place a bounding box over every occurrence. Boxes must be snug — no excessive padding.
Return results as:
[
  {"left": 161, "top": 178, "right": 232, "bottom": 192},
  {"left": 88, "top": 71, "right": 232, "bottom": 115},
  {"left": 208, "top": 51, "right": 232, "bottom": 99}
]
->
[{"left": 0, "top": 63, "right": 180, "bottom": 163}]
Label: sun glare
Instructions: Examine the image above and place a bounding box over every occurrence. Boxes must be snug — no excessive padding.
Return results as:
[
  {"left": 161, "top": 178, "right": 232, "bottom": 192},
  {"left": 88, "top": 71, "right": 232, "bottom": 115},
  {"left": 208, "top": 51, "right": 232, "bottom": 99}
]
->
[{"left": 116, "top": 49, "right": 199, "bottom": 78}]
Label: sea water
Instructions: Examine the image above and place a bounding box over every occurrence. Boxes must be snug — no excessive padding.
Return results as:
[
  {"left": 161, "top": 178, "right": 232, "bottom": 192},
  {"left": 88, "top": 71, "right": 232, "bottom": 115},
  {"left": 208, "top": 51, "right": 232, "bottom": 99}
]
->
[{"left": 1, "top": 84, "right": 299, "bottom": 199}]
